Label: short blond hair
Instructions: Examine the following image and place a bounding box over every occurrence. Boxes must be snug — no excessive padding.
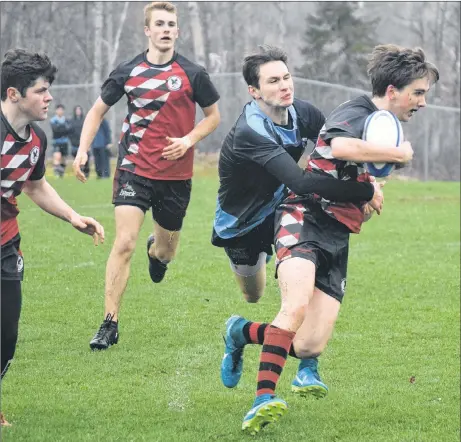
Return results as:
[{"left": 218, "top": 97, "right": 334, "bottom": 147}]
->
[{"left": 144, "top": 2, "right": 177, "bottom": 27}]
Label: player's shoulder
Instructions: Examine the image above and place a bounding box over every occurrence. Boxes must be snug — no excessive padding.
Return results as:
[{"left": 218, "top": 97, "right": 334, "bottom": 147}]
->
[
  {"left": 30, "top": 122, "right": 47, "bottom": 144},
  {"left": 292, "top": 98, "right": 324, "bottom": 129},
  {"left": 292, "top": 97, "right": 322, "bottom": 117},
  {"left": 330, "top": 94, "right": 375, "bottom": 119},
  {"left": 237, "top": 101, "right": 276, "bottom": 143}
]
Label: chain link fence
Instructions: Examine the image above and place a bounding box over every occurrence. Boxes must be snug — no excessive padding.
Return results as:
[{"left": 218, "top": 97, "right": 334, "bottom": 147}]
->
[{"left": 40, "top": 74, "right": 460, "bottom": 181}]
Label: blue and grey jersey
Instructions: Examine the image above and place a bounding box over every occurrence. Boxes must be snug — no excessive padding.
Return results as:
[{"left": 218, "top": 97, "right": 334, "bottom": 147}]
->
[{"left": 213, "top": 98, "right": 325, "bottom": 240}]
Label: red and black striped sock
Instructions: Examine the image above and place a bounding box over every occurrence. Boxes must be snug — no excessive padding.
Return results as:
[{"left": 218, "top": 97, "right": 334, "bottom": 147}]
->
[
  {"left": 243, "top": 321, "right": 299, "bottom": 358},
  {"left": 256, "top": 325, "right": 295, "bottom": 397},
  {"left": 242, "top": 321, "right": 269, "bottom": 344}
]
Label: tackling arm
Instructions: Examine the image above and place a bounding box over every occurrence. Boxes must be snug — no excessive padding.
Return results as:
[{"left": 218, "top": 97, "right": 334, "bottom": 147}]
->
[{"left": 265, "top": 152, "right": 374, "bottom": 203}]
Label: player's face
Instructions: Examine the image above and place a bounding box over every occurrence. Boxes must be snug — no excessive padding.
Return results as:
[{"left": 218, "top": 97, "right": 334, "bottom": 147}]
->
[
  {"left": 250, "top": 61, "right": 294, "bottom": 109},
  {"left": 388, "top": 77, "right": 430, "bottom": 122},
  {"left": 144, "top": 10, "right": 179, "bottom": 53},
  {"left": 17, "top": 78, "right": 53, "bottom": 122}
]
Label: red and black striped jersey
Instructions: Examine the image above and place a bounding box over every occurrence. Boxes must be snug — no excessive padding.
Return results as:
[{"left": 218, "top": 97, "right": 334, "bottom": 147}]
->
[
  {"left": 305, "top": 95, "right": 378, "bottom": 233},
  {"left": 1, "top": 112, "right": 47, "bottom": 245},
  {"left": 101, "top": 51, "right": 220, "bottom": 181}
]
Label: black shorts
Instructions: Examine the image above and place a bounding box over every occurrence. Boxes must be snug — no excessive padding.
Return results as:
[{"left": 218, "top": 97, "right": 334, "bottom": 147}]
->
[
  {"left": 112, "top": 169, "right": 192, "bottom": 232},
  {"left": 1, "top": 235, "right": 24, "bottom": 281},
  {"left": 53, "top": 142, "right": 68, "bottom": 156},
  {"left": 212, "top": 214, "right": 274, "bottom": 266},
  {"left": 274, "top": 201, "right": 350, "bottom": 303}
]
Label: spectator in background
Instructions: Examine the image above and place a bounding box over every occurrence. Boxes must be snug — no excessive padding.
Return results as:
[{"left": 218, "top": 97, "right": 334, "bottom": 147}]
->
[
  {"left": 50, "top": 104, "right": 71, "bottom": 177},
  {"left": 92, "top": 118, "right": 112, "bottom": 178},
  {"left": 69, "top": 105, "right": 90, "bottom": 179}
]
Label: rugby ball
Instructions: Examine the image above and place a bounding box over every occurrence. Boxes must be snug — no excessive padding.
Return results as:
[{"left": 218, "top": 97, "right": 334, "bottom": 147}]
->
[{"left": 362, "top": 110, "right": 404, "bottom": 177}]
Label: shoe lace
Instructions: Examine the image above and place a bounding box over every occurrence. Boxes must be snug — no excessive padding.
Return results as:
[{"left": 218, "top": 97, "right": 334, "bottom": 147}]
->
[{"left": 95, "top": 313, "right": 115, "bottom": 339}]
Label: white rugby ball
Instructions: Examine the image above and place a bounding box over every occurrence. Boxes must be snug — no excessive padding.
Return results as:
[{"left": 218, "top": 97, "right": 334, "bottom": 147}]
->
[{"left": 362, "top": 110, "right": 404, "bottom": 177}]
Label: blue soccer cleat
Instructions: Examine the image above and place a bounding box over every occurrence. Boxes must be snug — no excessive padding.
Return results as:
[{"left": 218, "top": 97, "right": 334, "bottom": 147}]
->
[
  {"left": 221, "top": 315, "right": 247, "bottom": 388},
  {"left": 291, "top": 359, "right": 329, "bottom": 398},
  {"left": 242, "top": 394, "right": 288, "bottom": 435}
]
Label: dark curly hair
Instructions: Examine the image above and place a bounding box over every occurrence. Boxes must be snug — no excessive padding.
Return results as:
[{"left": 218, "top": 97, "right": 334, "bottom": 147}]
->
[{"left": 1, "top": 49, "right": 57, "bottom": 100}]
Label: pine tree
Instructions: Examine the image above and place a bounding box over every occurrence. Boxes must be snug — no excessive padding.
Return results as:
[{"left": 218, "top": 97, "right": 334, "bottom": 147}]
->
[{"left": 296, "top": 2, "right": 379, "bottom": 89}]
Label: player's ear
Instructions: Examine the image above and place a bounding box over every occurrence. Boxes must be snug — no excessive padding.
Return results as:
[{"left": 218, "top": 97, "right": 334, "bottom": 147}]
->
[
  {"left": 144, "top": 25, "right": 150, "bottom": 37},
  {"left": 7, "top": 87, "right": 21, "bottom": 102},
  {"left": 248, "top": 85, "right": 260, "bottom": 100},
  {"left": 386, "top": 84, "right": 398, "bottom": 101}
]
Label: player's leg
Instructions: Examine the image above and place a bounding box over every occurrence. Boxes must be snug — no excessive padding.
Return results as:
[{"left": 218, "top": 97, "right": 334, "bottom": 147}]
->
[
  {"left": 291, "top": 234, "right": 349, "bottom": 397},
  {"left": 290, "top": 288, "right": 340, "bottom": 397},
  {"left": 1, "top": 280, "right": 22, "bottom": 379},
  {"left": 220, "top": 249, "right": 267, "bottom": 388},
  {"left": 147, "top": 179, "right": 191, "bottom": 283},
  {"left": 1, "top": 238, "right": 24, "bottom": 427},
  {"left": 90, "top": 171, "right": 150, "bottom": 350},
  {"left": 0, "top": 280, "right": 20, "bottom": 427},
  {"left": 220, "top": 219, "right": 275, "bottom": 387},
  {"left": 89, "top": 205, "right": 145, "bottom": 350},
  {"left": 227, "top": 248, "right": 268, "bottom": 303},
  {"left": 242, "top": 257, "right": 316, "bottom": 435}
]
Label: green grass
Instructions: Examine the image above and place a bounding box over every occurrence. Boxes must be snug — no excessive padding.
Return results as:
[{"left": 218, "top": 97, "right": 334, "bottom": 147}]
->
[{"left": 2, "top": 171, "right": 460, "bottom": 441}]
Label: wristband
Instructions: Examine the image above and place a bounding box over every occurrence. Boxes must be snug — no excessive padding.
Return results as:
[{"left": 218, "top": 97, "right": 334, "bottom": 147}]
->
[{"left": 182, "top": 136, "right": 192, "bottom": 149}]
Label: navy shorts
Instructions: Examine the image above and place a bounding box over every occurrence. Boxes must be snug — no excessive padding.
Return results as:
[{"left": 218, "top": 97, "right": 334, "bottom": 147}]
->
[
  {"left": 274, "top": 201, "right": 350, "bottom": 303},
  {"left": 112, "top": 169, "right": 192, "bottom": 232},
  {"left": 212, "top": 214, "right": 274, "bottom": 266}
]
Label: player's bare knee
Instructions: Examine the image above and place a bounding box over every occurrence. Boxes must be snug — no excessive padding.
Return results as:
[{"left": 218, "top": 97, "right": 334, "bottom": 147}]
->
[
  {"left": 294, "top": 336, "right": 327, "bottom": 358},
  {"left": 113, "top": 235, "right": 137, "bottom": 258},
  {"left": 295, "top": 346, "right": 322, "bottom": 359}
]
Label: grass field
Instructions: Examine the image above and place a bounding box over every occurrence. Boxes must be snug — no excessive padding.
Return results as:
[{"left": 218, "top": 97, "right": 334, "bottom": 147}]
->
[{"left": 1, "top": 170, "right": 460, "bottom": 441}]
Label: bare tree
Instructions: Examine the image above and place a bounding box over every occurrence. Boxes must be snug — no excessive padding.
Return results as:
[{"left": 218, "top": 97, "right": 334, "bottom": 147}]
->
[
  {"left": 93, "top": 2, "right": 103, "bottom": 100},
  {"left": 187, "top": 2, "right": 206, "bottom": 67}
]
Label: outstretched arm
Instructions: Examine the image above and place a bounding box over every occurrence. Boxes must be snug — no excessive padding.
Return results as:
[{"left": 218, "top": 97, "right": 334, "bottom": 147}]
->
[
  {"left": 265, "top": 152, "right": 374, "bottom": 202},
  {"left": 22, "top": 177, "right": 105, "bottom": 245},
  {"left": 265, "top": 152, "right": 384, "bottom": 213}
]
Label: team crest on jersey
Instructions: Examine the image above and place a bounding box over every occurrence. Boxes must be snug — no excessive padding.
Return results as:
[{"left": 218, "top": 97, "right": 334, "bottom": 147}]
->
[
  {"left": 166, "top": 75, "right": 182, "bottom": 91},
  {"left": 17, "top": 256, "right": 24, "bottom": 273},
  {"left": 29, "top": 146, "right": 40, "bottom": 165}
]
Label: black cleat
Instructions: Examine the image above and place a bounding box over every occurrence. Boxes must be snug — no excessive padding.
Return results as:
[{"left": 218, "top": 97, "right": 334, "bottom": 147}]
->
[
  {"left": 147, "top": 234, "right": 168, "bottom": 283},
  {"left": 89, "top": 313, "right": 119, "bottom": 350}
]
